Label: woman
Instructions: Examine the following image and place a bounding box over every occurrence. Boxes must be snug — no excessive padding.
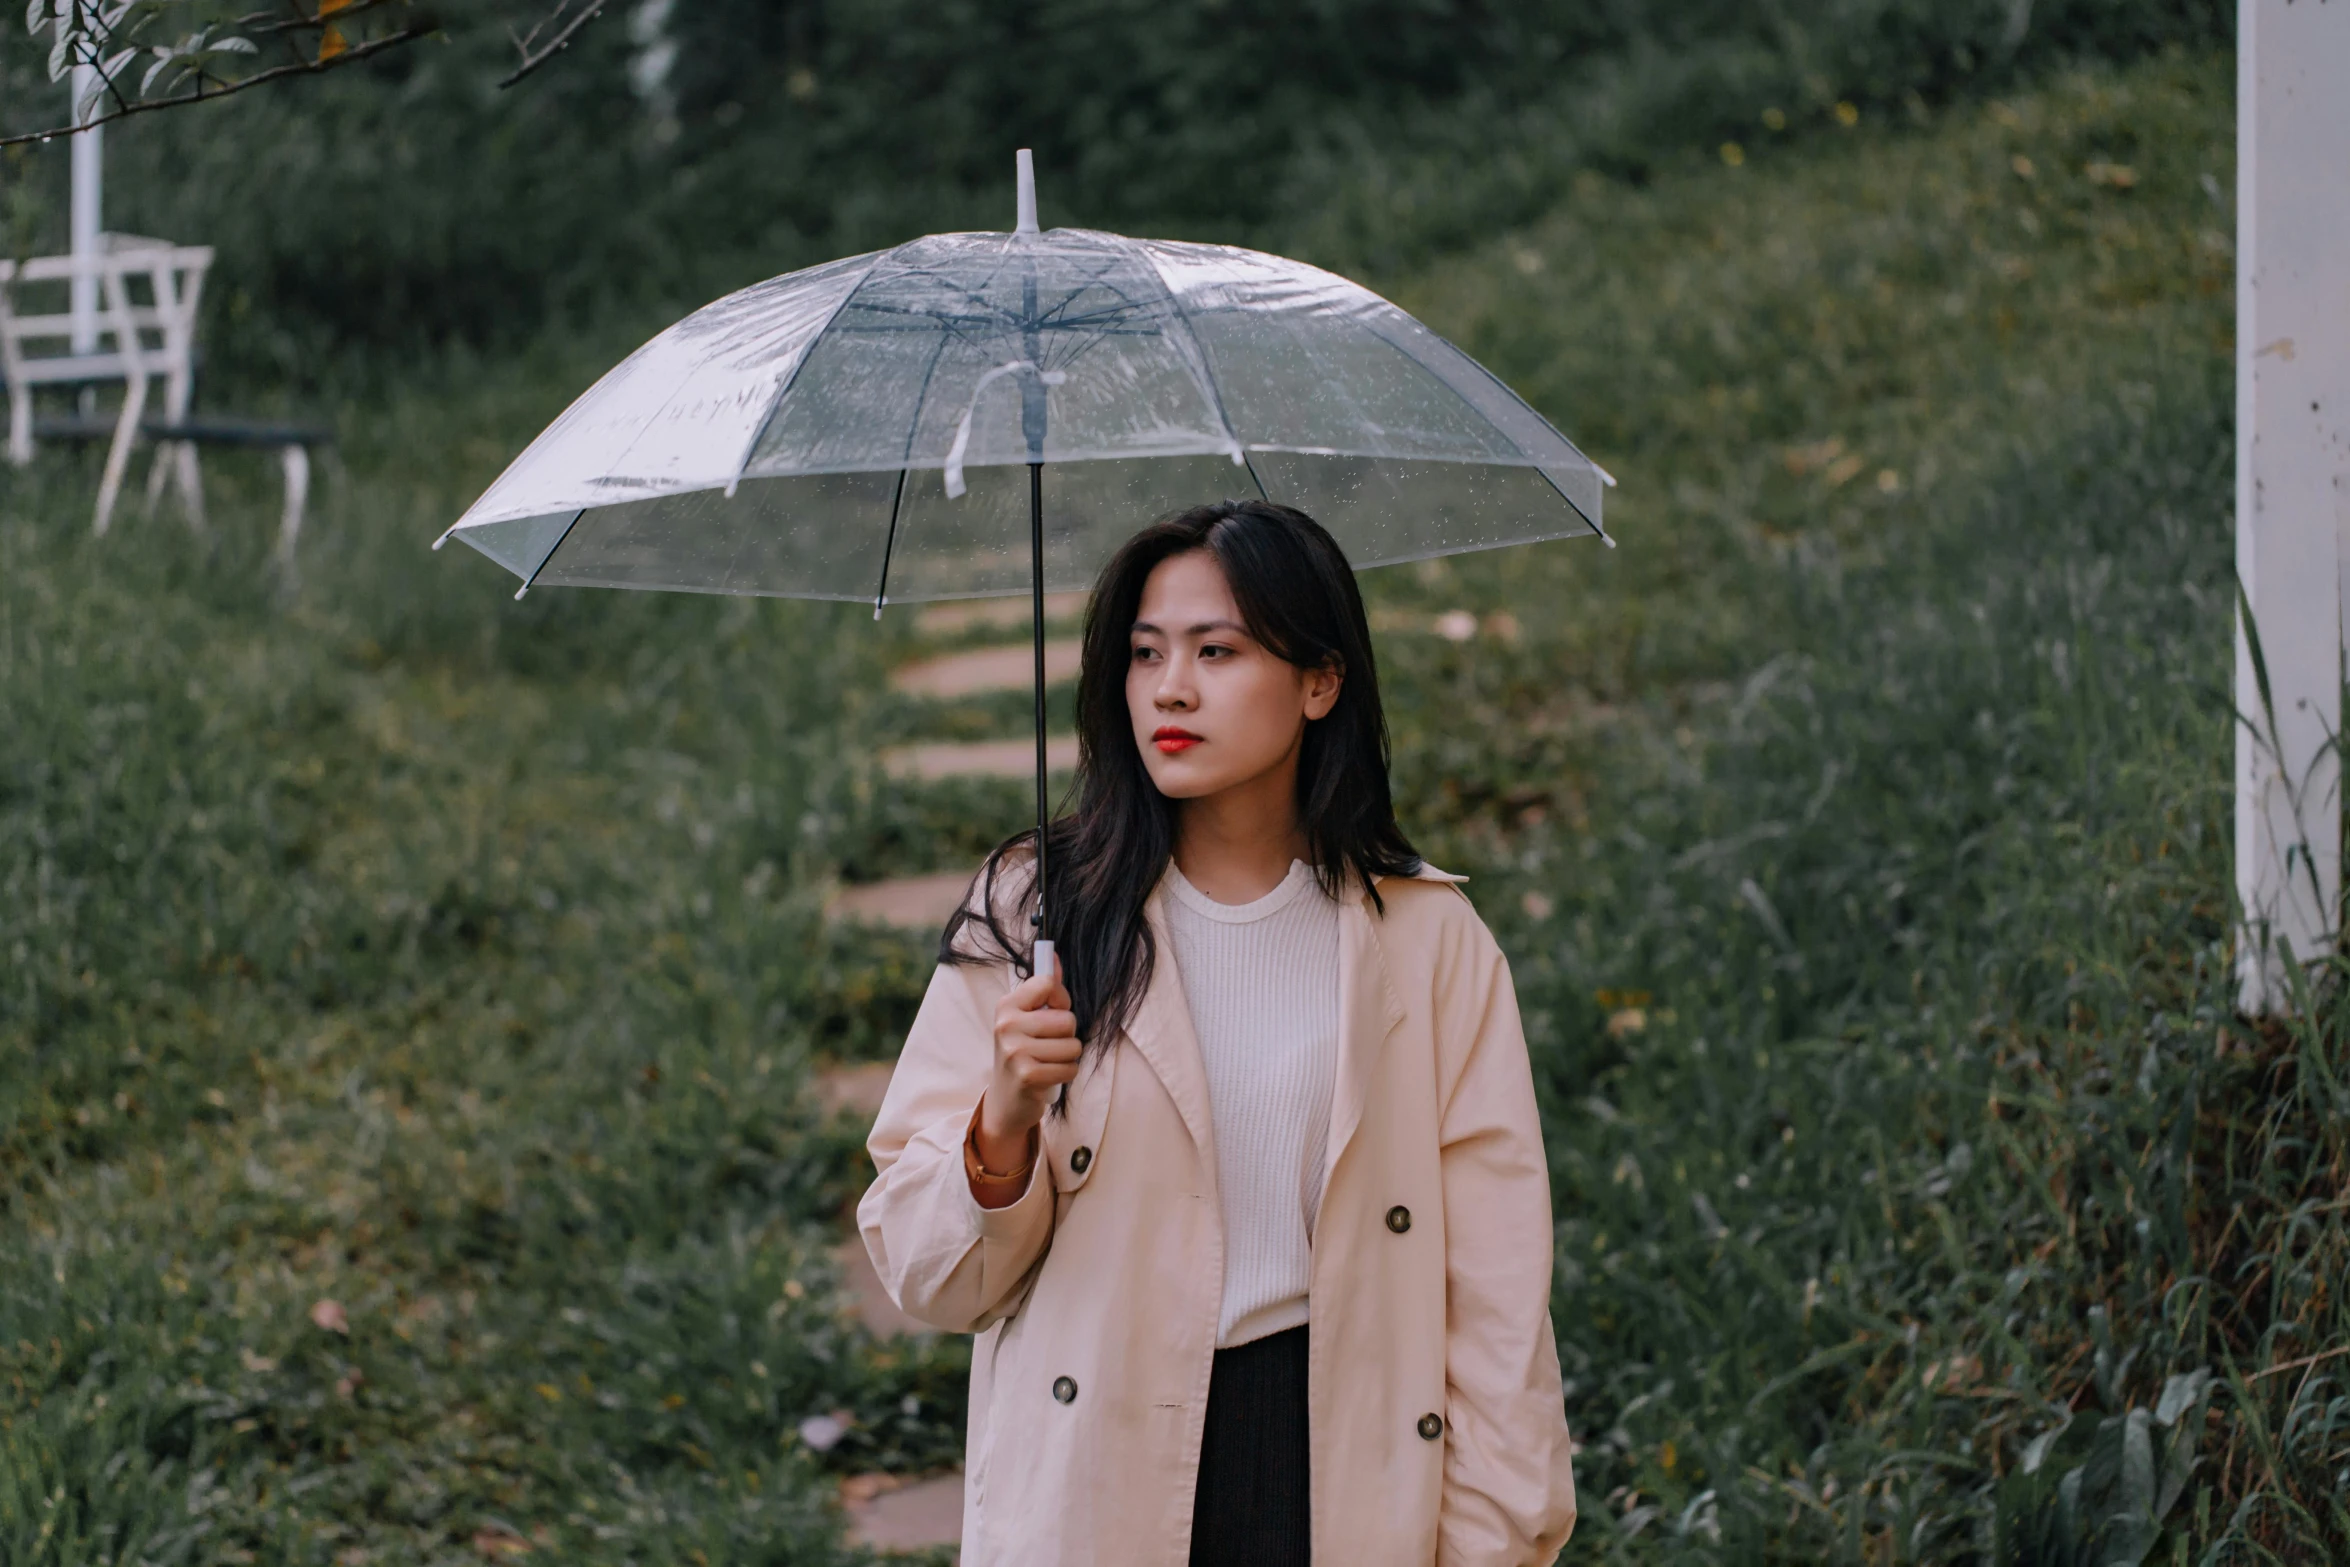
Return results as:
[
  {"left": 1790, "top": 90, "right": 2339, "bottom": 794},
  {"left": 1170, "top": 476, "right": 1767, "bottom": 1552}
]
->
[{"left": 858, "top": 500, "right": 1576, "bottom": 1566}]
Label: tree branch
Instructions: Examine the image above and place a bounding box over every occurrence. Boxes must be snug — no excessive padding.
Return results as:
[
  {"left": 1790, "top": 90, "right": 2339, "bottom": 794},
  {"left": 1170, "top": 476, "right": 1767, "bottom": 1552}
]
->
[
  {"left": 242, "top": 0, "right": 407, "bottom": 40},
  {"left": 6, "top": 0, "right": 593, "bottom": 145},
  {"left": 498, "top": 0, "right": 605, "bottom": 89},
  {"left": 0, "top": 23, "right": 440, "bottom": 149}
]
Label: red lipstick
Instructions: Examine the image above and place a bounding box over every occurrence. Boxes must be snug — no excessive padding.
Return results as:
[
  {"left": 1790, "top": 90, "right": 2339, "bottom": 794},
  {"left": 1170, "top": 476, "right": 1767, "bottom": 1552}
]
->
[{"left": 1152, "top": 726, "right": 1203, "bottom": 754}]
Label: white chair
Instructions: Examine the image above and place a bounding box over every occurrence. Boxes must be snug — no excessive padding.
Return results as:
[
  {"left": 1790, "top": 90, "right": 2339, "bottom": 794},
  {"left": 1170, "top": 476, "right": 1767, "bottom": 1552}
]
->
[{"left": 0, "top": 234, "right": 212, "bottom": 534}]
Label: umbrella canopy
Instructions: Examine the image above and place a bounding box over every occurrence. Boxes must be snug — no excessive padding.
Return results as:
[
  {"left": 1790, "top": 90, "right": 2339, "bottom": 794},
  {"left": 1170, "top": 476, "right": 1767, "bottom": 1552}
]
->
[
  {"left": 439, "top": 154, "right": 1613, "bottom": 952},
  {"left": 438, "top": 172, "right": 1611, "bottom": 607}
]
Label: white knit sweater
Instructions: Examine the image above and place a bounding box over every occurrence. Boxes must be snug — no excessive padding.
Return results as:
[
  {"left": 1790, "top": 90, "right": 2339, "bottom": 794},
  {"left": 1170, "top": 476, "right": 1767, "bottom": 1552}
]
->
[{"left": 1162, "top": 859, "right": 1342, "bottom": 1348}]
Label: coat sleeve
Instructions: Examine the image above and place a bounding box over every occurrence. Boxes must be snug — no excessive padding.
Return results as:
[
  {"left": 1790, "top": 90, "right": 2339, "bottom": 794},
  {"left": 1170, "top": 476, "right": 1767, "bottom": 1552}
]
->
[
  {"left": 856, "top": 956, "right": 1057, "bottom": 1334},
  {"left": 1434, "top": 913, "right": 1578, "bottom": 1566}
]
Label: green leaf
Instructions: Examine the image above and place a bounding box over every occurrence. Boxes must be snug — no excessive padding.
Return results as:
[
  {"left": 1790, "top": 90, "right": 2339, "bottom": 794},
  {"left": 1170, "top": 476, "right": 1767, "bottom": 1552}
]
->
[{"left": 2154, "top": 1369, "right": 2211, "bottom": 1428}]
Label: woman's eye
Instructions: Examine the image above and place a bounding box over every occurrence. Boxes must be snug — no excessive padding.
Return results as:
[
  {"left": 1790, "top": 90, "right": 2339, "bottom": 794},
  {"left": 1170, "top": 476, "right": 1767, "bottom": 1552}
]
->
[
  {"left": 1200, "top": 643, "right": 1233, "bottom": 660},
  {"left": 1130, "top": 645, "right": 1158, "bottom": 663}
]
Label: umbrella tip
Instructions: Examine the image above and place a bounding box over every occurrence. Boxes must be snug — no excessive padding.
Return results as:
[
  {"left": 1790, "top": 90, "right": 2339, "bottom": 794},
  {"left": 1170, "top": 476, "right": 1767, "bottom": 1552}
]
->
[{"left": 1015, "top": 149, "right": 1039, "bottom": 234}]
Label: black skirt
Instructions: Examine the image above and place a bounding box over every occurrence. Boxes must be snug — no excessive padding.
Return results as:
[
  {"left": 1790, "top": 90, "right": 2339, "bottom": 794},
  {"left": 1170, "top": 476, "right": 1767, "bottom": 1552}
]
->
[{"left": 1189, "top": 1324, "right": 1310, "bottom": 1567}]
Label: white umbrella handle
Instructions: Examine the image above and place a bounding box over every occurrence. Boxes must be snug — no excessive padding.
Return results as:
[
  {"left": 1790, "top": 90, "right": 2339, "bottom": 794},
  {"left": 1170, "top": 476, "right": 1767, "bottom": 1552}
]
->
[{"left": 1033, "top": 938, "right": 1055, "bottom": 983}]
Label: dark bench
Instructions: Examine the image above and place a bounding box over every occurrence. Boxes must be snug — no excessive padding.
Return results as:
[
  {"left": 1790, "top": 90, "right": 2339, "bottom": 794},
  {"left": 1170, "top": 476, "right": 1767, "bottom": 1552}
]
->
[{"left": 32, "top": 412, "right": 334, "bottom": 564}]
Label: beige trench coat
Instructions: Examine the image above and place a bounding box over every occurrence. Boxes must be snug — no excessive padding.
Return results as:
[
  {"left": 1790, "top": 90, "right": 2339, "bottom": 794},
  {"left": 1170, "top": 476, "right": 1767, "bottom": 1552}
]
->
[{"left": 857, "top": 864, "right": 1577, "bottom": 1566}]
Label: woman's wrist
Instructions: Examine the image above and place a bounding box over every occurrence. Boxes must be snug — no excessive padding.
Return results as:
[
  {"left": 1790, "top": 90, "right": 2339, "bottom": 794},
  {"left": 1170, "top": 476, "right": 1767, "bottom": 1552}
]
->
[
  {"left": 966, "top": 1097, "right": 1038, "bottom": 1208},
  {"left": 972, "top": 1093, "right": 1038, "bottom": 1174}
]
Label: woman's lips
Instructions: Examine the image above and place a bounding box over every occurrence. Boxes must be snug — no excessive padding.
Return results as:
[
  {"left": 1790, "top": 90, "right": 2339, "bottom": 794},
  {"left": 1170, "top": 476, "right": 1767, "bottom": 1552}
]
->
[{"left": 1152, "top": 727, "right": 1203, "bottom": 754}]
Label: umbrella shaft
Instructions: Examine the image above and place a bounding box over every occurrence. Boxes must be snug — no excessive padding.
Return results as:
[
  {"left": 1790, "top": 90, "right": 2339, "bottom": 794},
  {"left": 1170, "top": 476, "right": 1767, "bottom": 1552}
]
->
[{"left": 1030, "top": 461, "right": 1049, "bottom": 947}]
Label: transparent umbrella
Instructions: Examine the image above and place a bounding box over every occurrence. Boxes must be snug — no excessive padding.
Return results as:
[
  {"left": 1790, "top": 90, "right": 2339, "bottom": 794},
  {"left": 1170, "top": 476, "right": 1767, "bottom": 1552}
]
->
[{"left": 438, "top": 151, "right": 1613, "bottom": 955}]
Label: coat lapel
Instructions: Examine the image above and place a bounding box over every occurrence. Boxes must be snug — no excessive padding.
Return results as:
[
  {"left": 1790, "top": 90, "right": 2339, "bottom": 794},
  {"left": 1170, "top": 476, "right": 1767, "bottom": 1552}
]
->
[
  {"left": 1119, "top": 889, "right": 1217, "bottom": 1161},
  {"left": 1323, "top": 865, "right": 1466, "bottom": 1188},
  {"left": 1322, "top": 877, "right": 1406, "bottom": 1190}
]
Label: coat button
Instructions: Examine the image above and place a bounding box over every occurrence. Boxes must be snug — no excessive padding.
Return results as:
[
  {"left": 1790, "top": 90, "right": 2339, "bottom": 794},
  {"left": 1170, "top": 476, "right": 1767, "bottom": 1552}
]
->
[
  {"left": 1385, "top": 1205, "right": 1411, "bottom": 1233},
  {"left": 1070, "top": 1146, "right": 1092, "bottom": 1175},
  {"left": 1417, "top": 1413, "right": 1444, "bottom": 1441},
  {"left": 1052, "top": 1376, "right": 1078, "bottom": 1405}
]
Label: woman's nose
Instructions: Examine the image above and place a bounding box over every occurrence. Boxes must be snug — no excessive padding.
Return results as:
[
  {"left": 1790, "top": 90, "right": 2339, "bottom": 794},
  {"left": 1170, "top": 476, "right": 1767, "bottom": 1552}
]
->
[{"left": 1155, "top": 657, "right": 1195, "bottom": 710}]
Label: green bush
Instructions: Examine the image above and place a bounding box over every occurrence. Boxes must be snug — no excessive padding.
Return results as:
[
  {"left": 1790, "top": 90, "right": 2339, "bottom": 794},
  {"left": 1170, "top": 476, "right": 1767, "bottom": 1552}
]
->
[{"left": 1, "top": 0, "right": 2228, "bottom": 385}]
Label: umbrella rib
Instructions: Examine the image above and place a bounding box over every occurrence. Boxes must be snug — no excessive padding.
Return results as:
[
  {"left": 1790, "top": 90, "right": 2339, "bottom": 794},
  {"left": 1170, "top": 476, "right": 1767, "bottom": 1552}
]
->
[
  {"left": 1177, "top": 280, "right": 1389, "bottom": 469},
  {"left": 512, "top": 508, "right": 586, "bottom": 600},
  {"left": 873, "top": 467, "right": 909, "bottom": 617},
  {"left": 726, "top": 254, "right": 888, "bottom": 492},
  {"left": 1350, "top": 314, "right": 1608, "bottom": 537},
  {"left": 842, "top": 326, "right": 957, "bottom": 512},
  {"left": 1360, "top": 313, "right": 1608, "bottom": 483},
  {"left": 890, "top": 241, "right": 1131, "bottom": 315},
  {"left": 1133, "top": 245, "right": 1266, "bottom": 498},
  {"left": 842, "top": 295, "right": 1156, "bottom": 337},
  {"left": 846, "top": 301, "right": 1012, "bottom": 329},
  {"left": 850, "top": 240, "right": 1150, "bottom": 337},
  {"left": 581, "top": 256, "right": 875, "bottom": 494},
  {"left": 852, "top": 258, "right": 1031, "bottom": 328},
  {"left": 1530, "top": 463, "right": 1610, "bottom": 541},
  {"left": 836, "top": 255, "right": 1163, "bottom": 345},
  {"left": 869, "top": 327, "right": 955, "bottom": 609}
]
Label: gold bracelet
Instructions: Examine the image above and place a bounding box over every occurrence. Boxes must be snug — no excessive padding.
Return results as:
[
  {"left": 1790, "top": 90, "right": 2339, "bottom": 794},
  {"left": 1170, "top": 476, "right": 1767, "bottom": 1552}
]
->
[{"left": 965, "top": 1119, "right": 1036, "bottom": 1185}]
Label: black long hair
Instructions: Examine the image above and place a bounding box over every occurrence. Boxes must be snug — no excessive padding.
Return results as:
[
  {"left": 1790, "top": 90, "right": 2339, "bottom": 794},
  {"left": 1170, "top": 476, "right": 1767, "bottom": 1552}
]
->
[{"left": 941, "top": 499, "right": 1421, "bottom": 1056}]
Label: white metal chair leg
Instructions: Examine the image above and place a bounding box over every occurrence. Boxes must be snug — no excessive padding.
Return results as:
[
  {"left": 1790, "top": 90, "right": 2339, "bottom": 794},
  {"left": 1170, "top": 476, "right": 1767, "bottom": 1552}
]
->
[
  {"left": 92, "top": 375, "right": 146, "bottom": 536},
  {"left": 277, "top": 443, "right": 309, "bottom": 570},
  {"left": 174, "top": 439, "right": 205, "bottom": 533}
]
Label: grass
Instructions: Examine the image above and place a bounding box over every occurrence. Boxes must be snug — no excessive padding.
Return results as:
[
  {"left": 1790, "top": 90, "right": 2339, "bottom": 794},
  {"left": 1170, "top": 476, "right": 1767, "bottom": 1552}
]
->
[
  {"left": 4, "top": 43, "right": 2341, "bottom": 1565},
  {"left": 1383, "top": 50, "right": 2341, "bottom": 1562}
]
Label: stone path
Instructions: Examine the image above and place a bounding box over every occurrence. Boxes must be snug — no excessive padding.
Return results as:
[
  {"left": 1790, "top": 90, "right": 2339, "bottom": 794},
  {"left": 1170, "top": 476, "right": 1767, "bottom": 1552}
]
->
[
  {"left": 828, "top": 871, "right": 973, "bottom": 931},
  {"left": 809, "top": 1060, "right": 925, "bottom": 1337},
  {"left": 832, "top": 610, "right": 1083, "bottom": 938},
  {"left": 805, "top": 1054, "right": 936, "bottom": 1344},
  {"left": 817, "top": 1063, "right": 961, "bottom": 1554},
  {"left": 879, "top": 736, "right": 1079, "bottom": 782},
  {"left": 890, "top": 639, "right": 1081, "bottom": 699},
  {"left": 834, "top": 1236, "right": 934, "bottom": 1339},
  {"left": 844, "top": 1470, "right": 965, "bottom": 1555},
  {"left": 813, "top": 1060, "right": 896, "bottom": 1118},
  {"left": 811, "top": 597, "right": 1097, "bottom": 1558},
  {"left": 913, "top": 591, "right": 1086, "bottom": 635}
]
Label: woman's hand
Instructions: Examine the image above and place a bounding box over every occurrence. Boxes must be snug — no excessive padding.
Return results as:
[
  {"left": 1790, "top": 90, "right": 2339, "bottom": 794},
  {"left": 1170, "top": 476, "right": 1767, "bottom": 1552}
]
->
[{"left": 971, "top": 956, "right": 1077, "bottom": 1199}]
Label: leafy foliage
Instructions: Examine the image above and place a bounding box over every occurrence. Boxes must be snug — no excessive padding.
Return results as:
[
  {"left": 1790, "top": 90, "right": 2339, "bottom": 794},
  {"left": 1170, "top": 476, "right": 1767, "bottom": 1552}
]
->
[
  {"left": 13, "top": 0, "right": 438, "bottom": 140},
  {"left": 0, "top": 0, "right": 2228, "bottom": 385}
]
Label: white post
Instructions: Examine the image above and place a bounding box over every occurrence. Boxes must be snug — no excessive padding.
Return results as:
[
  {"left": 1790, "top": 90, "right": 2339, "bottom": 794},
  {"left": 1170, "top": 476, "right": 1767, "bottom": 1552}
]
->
[
  {"left": 2234, "top": 0, "right": 2350, "bottom": 1012},
  {"left": 68, "top": 61, "right": 103, "bottom": 356},
  {"left": 1015, "top": 148, "right": 1038, "bottom": 234}
]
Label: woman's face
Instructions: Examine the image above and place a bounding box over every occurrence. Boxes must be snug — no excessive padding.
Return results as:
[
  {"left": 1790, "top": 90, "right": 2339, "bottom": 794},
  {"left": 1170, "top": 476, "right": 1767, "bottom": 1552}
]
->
[{"left": 1126, "top": 550, "right": 1342, "bottom": 802}]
